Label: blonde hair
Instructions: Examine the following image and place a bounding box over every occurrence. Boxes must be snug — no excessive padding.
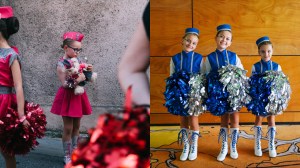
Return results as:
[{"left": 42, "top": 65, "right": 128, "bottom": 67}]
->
[
  {"left": 182, "top": 33, "right": 199, "bottom": 39},
  {"left": 258, "top": 41, "right": 273, "bottom": 50},
  {"left": 215, "top": 30, "right": 233, "bottom": 41}
]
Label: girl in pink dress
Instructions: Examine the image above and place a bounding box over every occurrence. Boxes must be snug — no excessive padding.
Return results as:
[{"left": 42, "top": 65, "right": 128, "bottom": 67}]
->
[
  {"left": 51, "top": 31, "right": 93, "bottom": 164},
  {"left": 0, "top": 6, "right": 30, "bottom": 168}
]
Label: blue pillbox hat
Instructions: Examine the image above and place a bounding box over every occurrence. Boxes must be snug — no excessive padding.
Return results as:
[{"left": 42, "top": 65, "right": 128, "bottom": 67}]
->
[
  {"left": 185, "top": 28, "right": 200, "bottom": 36},
  {"left": 217, "top": 24, "right": 231, "bottom": 32},
  {"left": 256, "top": 36, "right": 270, "bottom": 46}
]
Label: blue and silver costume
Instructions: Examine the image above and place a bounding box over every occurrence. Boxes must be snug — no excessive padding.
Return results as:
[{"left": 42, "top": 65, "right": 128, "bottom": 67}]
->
[{"left": 164, "top": 51, "right": 204, "bottom": 116}]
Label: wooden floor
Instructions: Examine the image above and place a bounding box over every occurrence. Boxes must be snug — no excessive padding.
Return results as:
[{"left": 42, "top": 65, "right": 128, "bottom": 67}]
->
[{"left": 150, "top": 125, "right": 300, "bottom": 168}]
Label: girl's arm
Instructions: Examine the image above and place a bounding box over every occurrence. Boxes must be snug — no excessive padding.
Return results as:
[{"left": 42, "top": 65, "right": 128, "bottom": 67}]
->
[
  {"left": 200, "top": 58, "right": 206, "bottom": 74},
  {"left": 170, "top": 59, "right": 175, "bottom": 76},
  {"left": 235, "top": 54, "right": 244, "bottom": 69},
  {"left": 57, "top": 66, "right": 68, "bottom": 87},
  {"left": 251, "top": 65, "right": 255, "bottom": 76},
  {"left": 118, "top": 21, "right": 149, "bottom": 105},
  {"left": 204, "top": 58, "right": 211, "bottom": 75},
  {"left": 11, "top": 59, "right": 29, "bottom": 126},
  {"left": 278, "top": 65, "right": 282, "bottom": 72}
]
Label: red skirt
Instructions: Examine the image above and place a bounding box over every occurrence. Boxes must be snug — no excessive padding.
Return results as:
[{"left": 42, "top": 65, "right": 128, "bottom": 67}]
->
[
  {"left": 51, "top": 87, "right": 92, "bottom": 117},
  {"left": 0, "top": 93, "right": 17, "bottom": 118}
]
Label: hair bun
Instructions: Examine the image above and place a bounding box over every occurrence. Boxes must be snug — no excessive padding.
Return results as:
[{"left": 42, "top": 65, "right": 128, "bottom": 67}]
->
[
  {"left": 0, "top": 20, "right": 8, "bottom": 39},
  {"left": 5, "top": 17, "right": 19, "bottom": 35}
]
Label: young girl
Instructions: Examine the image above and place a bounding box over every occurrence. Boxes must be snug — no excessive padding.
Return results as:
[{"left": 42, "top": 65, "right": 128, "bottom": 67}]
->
[
  {"left": 51, "top": 32, "right": 93, "bottom": 164},
  {"left": 248, "top": 36, "right": 290, "bottom": 157},
  {"left": 165, "top": 28, "right": 204, "bottom": 161},
  {"left": 205, "top": 24, "right": 244, "bottom": 161},
  {"left": 0, "top": 6, "right": 30, "bottom": 168}
]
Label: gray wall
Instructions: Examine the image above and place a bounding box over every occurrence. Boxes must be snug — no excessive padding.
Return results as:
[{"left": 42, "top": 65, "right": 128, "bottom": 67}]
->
[{"left": 0, "top": 0, "right": 148, "bottom": 131}]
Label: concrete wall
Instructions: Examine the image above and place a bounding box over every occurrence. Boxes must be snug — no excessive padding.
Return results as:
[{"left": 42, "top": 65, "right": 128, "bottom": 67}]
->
[{"left": 0, "top": 0, "right": 148, "bottom": 131}]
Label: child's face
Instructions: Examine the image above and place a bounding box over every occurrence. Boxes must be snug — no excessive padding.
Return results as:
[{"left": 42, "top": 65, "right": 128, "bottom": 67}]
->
[
  {"left": 259, "top": 44, "right": 273, "bottom": 62},
  {"left": 182, "top": 34, "right": 199, "bottom": 52},
  {"left": 65, "top": 41, "right": 82, "bottom": 58},
  {"left": 215, "top": 31, "right": 232, "bottom": 50}
]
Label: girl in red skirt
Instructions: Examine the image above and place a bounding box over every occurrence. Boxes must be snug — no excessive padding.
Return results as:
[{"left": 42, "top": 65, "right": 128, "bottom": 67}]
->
[
  {"left": 0, "top": 6, "right": 30, "bottom": 168},
  {"left": 51, "top": 31, "right": 93, "bottom": 164}
]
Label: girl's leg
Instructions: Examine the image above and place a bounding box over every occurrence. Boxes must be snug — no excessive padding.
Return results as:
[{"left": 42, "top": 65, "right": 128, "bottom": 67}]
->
[
  {"left": 189, "top": 116, "right": 199, "bottom": 131},
  {"left": 230, "top": 112, "right": 239, "bottom": 128},
  {"left": 267, "top": 115, "right": 275, "bottom": 127},
  {"left": 229, "top": 112, "right": 239, "bottom": 159},
  {"left": 188, "top": 116, "right": 200, "bottom": 160},
  {"left": 71, "top": 117, "right": 81, "bottom": 150},
  {"left": 267, "top": 115, "right": 276, "bottom": 157},
  {"left": 180, "top": 116, "right": 189, "bottom": 129},
  {"left": 254, "top": 116, "right": 263, "bottom": 156},
  {"left": 179, "top": 116, "right": 189, "bottom": 161},
  {"left": 220, "top": 113, "right": 229, "bottom": 128},
  {"left": 62, "top": 116, "right": 74, "bottom": 141},
  {"left": 62, "top": 116, "right": 74, "bottom": 164},
  {"left": 1, "top": 152, "right": 16, "bottom": 168},
  {"left": 217, "top": 114, "right": 229, "bottom": 161},
  {"left": 255, "top": 116, "right": 263, "bottom": 126}
]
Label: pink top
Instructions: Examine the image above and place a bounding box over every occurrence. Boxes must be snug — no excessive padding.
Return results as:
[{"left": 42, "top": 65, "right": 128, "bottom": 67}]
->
[{"left": 0, "top": 48, "right": 20, "bottom": 87}]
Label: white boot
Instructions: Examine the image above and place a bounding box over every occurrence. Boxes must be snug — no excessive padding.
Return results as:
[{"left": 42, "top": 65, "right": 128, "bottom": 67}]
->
[
  {"left": 230, "top": 128, "right": 239, "bottom": 159},
  {"left": 188, "top": 130, "right": 200, "bottom": 160},
  {"left": 268, "top": 126, "right": 277, "bottom": 157},
  {"left": 72, "top": 136, "right": 79, "bottom": 151},
  {"left": 178, "top": 128, "right": 190, "bottom": 161},
  {"left": 254, "top": 126, "right": 262, "bottom": 156},
  {"left": 62, "top": 141, "right": 72, "bottom": 164},
  {"left": 217, "top": 127, "right": 228, "bottom": 161}
]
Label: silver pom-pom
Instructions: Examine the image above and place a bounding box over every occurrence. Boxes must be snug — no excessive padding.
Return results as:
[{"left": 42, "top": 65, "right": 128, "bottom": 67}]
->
[
  {"left": 187, "top": 73, "right": 207, "bottom": 116},
  {"left": 264, "top": 71, "right": 291, "bottom": 115},
  {"left": 218, "top": 65, "right": 251, "bottom": 112}
]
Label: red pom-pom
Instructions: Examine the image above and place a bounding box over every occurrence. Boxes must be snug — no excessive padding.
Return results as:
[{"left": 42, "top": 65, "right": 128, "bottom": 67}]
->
[
  {"left": 66, "top": 106, "right": 150, "bottom": 168},
  {"left": 0, "top": 102, "right": 47, "bottom": 156}
]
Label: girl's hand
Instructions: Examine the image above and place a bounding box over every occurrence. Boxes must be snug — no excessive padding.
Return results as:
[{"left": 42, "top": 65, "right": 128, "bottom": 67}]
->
[
  {"left": 76, "top": 73, "right": 86, "bottom": 82},
  {"left": 87, "top": 64, "right": 93, "bottom": 71},
  {"left": 22, "top": 119, "right": 30, "bottom": 128}
]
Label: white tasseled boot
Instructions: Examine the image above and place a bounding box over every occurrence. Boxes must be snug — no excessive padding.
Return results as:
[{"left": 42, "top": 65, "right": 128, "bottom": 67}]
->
[
  {"left": 217, "top": 127, "right": 228, "bottom": 161},
  {"left": 188, "top": 130, "right": 200, "bottom": 160},
  {"left": 268, "top": 126, "right": 277, "bottom": 157},
  {"left": 254, "top": 126, "right": 262, "bottom": 156},
  {"left": 72, "top": 135, "right": 79, "bottom": 151},
  {"left": 230, "top": 128, "right": 239, "bottom": 159},
  {"left": 62, "top": 141, "right": 72, "bottom": 165},
  {"left": 178, "top": 128, "right": 190, "bottom": 161}
]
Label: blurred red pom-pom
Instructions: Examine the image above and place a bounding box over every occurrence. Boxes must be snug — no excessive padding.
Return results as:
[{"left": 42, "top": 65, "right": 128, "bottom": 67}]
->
[
  {"left": 66, "top": 106, "right": 150, "bottom": 168},
  {"left": 0, "top": 101, "right": 47, "bottom": 156}
]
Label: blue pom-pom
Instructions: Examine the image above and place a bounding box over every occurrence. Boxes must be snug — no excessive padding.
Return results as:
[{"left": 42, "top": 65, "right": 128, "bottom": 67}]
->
[
  {"left": 205, "top": 72, "right": 230, "bottom": 116},
  {"left": 246, "top": 73, "right": 270, "bottom": 116},
  {"left": 164, "top": 71, "right": 190, "bottom": 116}
]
